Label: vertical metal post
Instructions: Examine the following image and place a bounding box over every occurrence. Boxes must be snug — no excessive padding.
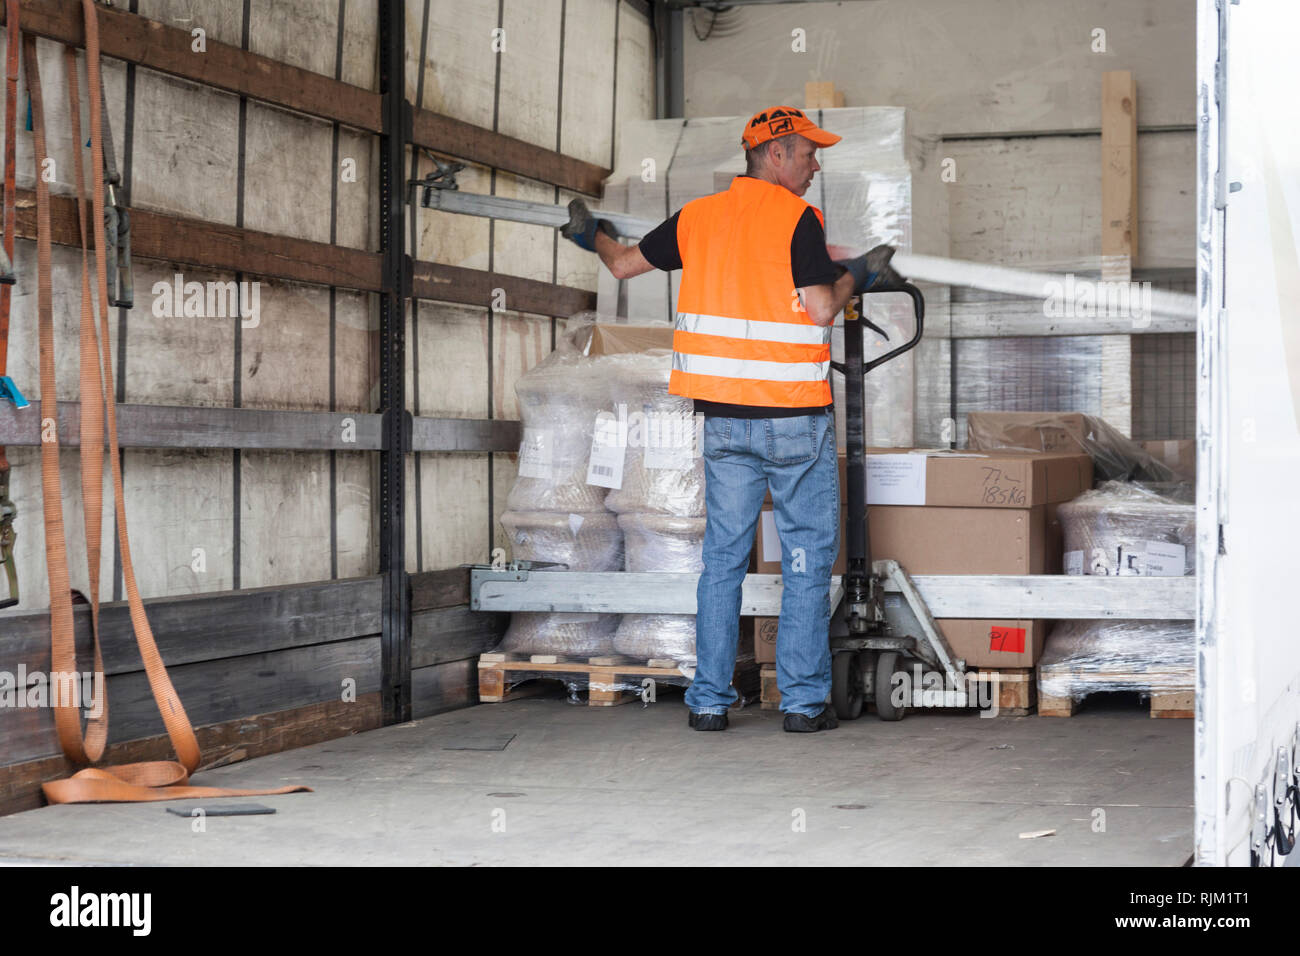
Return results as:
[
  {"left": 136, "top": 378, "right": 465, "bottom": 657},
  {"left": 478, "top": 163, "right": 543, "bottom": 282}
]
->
[{"left": 379, "top": 0, "right": 411, "bottom": 725}]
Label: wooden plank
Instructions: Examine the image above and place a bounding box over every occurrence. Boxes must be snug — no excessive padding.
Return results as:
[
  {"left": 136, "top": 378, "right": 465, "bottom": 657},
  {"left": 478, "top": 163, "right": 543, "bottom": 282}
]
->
[
  {"left": 411, "top": 110, "right": 607, "bottom": 197},
  {"left": 412, "top": 659, "right": 480, "bottom": 718},
  {"left": 3, "top": 0, "right": 381, "bottom": 132},
  {"left": 3, "top": 1, "right": 606, "bottom": 193},
  {"left": 11, "top": 188, "right": 383, "bottom": 291},
  {"left": 12, "top": 192, "right": 591, "bottom": 310},
  {"left": 1, "top": 576, "right": 383, "bottom": 676},
  {"left": 1101, "top": 70, "right": 1138, "bottom": 277},
  {"left": 410, "top": 417, "right": 522, "bottom": 453},
  {"left": 411, "top": 605, "right": 506, "bottom": 668},
  {"left": 0, "top": 402, "right": 383, "bottom": 450},
  {"left": 0, "top": 637, "right": 382, "bottom": 767},
  {"left": 0, "top": 692, "right": 385, "bottom": 818},
  {"left": 410, "top": 568, "right": 472, "bottom": 611},
  {"left": 0, "top": 403, "right": 523, "bottom": 453},
  {"left": 411, "top": 259, "right": 595, "bottom": 316}
]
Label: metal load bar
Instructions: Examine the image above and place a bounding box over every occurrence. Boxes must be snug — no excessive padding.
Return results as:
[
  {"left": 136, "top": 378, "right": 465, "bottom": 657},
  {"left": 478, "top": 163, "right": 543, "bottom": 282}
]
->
[
  {"left": 470, "top": 568, "right": 1196, "bottom": 619},
  {"left": 415, "top": 182, "right": 1197, "bottom": 321}
]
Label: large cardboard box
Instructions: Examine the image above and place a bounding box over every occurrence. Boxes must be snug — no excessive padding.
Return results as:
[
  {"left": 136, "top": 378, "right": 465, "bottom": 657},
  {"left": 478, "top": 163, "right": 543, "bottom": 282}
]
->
[
  {"left": 964, "top": 411, "right": 1092, "bottom": 457},
  {"left": 866, "top": 448, "right": 1091, "bottom": 668},
  {"left": 863, "top": 447, "right": 1091, "bottom": 509}
]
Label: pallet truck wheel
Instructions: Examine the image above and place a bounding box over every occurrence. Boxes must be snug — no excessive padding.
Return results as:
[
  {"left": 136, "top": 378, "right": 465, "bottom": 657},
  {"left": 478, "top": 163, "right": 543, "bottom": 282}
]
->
[
  {"left": 831, "top": 650, "right": 864, "bottom": 720},
  {"left": 874, "top": 651, "right": 907, "bottom": 721}
]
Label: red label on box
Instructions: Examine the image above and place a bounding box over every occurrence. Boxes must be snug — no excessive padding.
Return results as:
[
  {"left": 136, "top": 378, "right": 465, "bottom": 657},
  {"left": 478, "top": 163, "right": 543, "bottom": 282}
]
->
[{"left": 988, "top": 625, "right": 1026, "bottom": 653}]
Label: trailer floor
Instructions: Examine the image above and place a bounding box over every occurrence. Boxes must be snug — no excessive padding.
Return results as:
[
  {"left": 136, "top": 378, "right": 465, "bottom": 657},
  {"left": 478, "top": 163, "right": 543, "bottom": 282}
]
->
[{"left": 0, "top": 690, "right": 1193, "bottom": 866}]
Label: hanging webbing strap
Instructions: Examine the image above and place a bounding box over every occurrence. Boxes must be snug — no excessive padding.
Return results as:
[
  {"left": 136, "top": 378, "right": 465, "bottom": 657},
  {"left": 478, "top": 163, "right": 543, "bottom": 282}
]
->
[{"left": 33, "top": 0, "right": 310, "bottom": 804}]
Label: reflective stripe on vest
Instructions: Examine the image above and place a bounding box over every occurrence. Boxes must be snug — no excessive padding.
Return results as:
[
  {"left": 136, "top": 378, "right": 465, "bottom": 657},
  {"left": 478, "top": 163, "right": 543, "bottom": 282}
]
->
[
  {"left": 672, "top": 350, "right": 830, "bottom": 382},
  {"left": 674, "top": 310, "right": 831, "bottom": 346},
  {"left": 668, "top": 176, "right": 832, "bottom": 408}
]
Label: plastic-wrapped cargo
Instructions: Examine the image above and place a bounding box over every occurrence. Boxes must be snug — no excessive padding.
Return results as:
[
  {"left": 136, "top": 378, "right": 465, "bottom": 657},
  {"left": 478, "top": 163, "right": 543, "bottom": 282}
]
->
[
  {"left": 505, "top": 344, "right": 611, "bottom": 514},
  {"left": 601, "top": 351, "right": 706, "bottom": 517},
  {"left": 618, "top": 513, "right": 706, "bottom": 573},
  {"left": 597, "top": 107, "right": 949, "bottom": 449},
  {"left": 612, "top": 513, "right": 706, "bottom": 663},
  {"left": 1037, "top": 619, "right": 1195, "bottom": 701},
  {"left": 966, "top": 410, "right": 1179, "bottom": 483},
  {"left": 498, "top": 612, "right": 620, "bottom": 658},
  {"left": 1058, "top": 480, "right": 1195, "bottom": 577},
  {"left": 612, "top": 615, "right": 697, "bottom": 663},
  {"left": 500, "top": 510, "right": 624, "bottom": 572}
]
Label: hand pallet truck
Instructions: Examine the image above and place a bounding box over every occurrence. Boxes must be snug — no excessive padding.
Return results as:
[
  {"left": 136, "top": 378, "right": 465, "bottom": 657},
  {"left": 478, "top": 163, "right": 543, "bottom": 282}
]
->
[{"left": 829, "top": 282, "right": 968, "bottom": 720}]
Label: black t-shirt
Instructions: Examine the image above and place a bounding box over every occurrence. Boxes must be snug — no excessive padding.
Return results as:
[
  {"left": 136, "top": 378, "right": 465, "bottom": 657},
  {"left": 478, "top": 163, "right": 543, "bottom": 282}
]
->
[{"left": 638, "top": 180, "right": 843, "bottom": 419}]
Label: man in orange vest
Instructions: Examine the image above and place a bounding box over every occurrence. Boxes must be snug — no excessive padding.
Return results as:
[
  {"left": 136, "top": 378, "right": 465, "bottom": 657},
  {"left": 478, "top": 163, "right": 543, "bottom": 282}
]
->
[{"left": 564, "top": 106, "right": 901, "bottom": 732}]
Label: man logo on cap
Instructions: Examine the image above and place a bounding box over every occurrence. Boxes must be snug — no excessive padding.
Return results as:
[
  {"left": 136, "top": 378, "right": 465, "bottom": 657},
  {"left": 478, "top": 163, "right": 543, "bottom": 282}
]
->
[{"left": 741, "top": 105, "right": 842, "bottom": 151}]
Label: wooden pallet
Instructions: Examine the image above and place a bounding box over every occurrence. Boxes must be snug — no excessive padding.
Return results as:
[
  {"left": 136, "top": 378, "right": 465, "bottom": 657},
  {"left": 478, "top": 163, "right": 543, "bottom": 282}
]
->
[
  {"left": 1038, "top": 671, "right": 1194, "bottom": 718},
  {"left": 478, "top": 653, "right": 690, "bottom": 706},
  {"left": 760, "top": 665, "right": 1035, "bottom": 716}
]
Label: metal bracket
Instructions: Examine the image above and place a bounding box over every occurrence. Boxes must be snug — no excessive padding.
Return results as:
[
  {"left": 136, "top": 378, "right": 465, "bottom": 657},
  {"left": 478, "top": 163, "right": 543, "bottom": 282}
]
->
[{"left": 409, "top": 152, "right": 465, "bottom": 208}]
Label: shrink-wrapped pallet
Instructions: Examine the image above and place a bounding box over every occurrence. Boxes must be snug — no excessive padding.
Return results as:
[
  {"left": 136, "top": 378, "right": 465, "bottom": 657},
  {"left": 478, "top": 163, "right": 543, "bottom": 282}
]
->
[
  {"left": 1058, "top": 481, "right": 1195, "bottom": 576},
  {"left": 1038, "top": 619, "right": 1195, "bottom": 701}
]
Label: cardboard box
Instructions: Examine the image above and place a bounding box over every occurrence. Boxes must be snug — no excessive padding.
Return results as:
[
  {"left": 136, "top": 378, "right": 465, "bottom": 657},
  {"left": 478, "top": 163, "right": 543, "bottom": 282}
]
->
[
  {"left": 754, "top": 504, "right": 847, "bottom": 575},
  {"left": 863, "top": 450, "right": 1091, "bottom": 667},
  {"left": 965, "top": 411, "right": 1091, "bottom": 457},
  {"left": 864, "top": 447, "right": 1091, "bottom": 509},
  {"left": 933, "top": 618, "right": 1046, "bottom": 669},
  {"left": 751, "top": 617, "right": 778, "bottom": 664}
]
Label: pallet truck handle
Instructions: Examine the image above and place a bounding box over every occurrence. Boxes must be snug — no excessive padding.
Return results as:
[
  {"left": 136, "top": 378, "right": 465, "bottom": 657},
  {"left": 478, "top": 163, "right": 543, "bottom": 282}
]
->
[{"left": 860, "top": 281, "right": 925, "bottom": 374}]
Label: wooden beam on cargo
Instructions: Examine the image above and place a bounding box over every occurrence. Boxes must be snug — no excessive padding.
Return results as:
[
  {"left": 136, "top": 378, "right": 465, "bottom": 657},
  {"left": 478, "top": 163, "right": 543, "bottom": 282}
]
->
[
  {"left": 411, "top": 260, "right": 596, "bottom": 316},
  {"left": 3, "top": 0, "right": 381, "bottom": 132},
  {"left": 1101, "top": 70, "right": 1138, "bottom": 278},
  {"left": 410, "top": 111, "right": 607, "bottom": 197}
]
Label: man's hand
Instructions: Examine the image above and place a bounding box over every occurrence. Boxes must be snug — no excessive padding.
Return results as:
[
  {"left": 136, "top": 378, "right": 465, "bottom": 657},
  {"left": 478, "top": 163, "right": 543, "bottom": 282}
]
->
[
  {"left": 835, "top": 243, "right": 908, "bottom": 294},
  {"left": 561, "top": 198, "right": 619, "bottom": 252}
]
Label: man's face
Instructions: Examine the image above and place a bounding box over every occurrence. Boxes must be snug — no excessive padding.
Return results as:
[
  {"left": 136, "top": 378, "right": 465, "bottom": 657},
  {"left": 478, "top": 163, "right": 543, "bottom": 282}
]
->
[{"left": 771, "top": 135, "right": 821, "bottom": 196}]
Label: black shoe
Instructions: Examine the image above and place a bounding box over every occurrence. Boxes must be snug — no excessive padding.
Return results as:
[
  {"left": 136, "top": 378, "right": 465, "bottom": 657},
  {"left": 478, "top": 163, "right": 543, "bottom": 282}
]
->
[
  {"left": 688, "top": 710, "right": 728, "bottom": 731},
  {"left": 783, "top": 705, "right": 839, "bottom": 733}
]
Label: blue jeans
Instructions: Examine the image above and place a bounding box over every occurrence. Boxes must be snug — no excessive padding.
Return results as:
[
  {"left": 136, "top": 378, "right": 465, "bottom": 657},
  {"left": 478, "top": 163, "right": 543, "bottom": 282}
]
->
[{"left": 684, "top": 410, "right": 839, "bottom": 718}]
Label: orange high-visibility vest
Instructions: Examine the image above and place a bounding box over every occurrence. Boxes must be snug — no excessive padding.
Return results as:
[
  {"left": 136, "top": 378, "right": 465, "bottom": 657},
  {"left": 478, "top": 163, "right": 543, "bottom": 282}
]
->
[{"left": 668, "top": 176, "right": 832, "bottom": 408}]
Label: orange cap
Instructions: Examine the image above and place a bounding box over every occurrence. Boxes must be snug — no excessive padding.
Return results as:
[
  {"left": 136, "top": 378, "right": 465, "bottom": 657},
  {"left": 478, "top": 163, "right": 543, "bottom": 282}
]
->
[{"left": 741, "top": 106, "right": 842, "bottom": 150}]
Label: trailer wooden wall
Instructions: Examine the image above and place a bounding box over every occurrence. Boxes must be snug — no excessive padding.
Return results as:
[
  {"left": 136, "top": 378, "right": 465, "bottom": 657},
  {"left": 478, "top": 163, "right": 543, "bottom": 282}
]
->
[{"left": 0, "top": 0, "right": 653, "bottom": 814}]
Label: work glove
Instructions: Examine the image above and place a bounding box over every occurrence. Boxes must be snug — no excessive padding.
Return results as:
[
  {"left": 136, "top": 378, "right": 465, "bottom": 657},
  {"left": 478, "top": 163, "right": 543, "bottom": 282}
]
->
[
  {"left": 561, "top": 198, "right": 619, "bottom": 252},
  {"left": 836, "top": 243, "right": 907, "bottom": 293}
]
